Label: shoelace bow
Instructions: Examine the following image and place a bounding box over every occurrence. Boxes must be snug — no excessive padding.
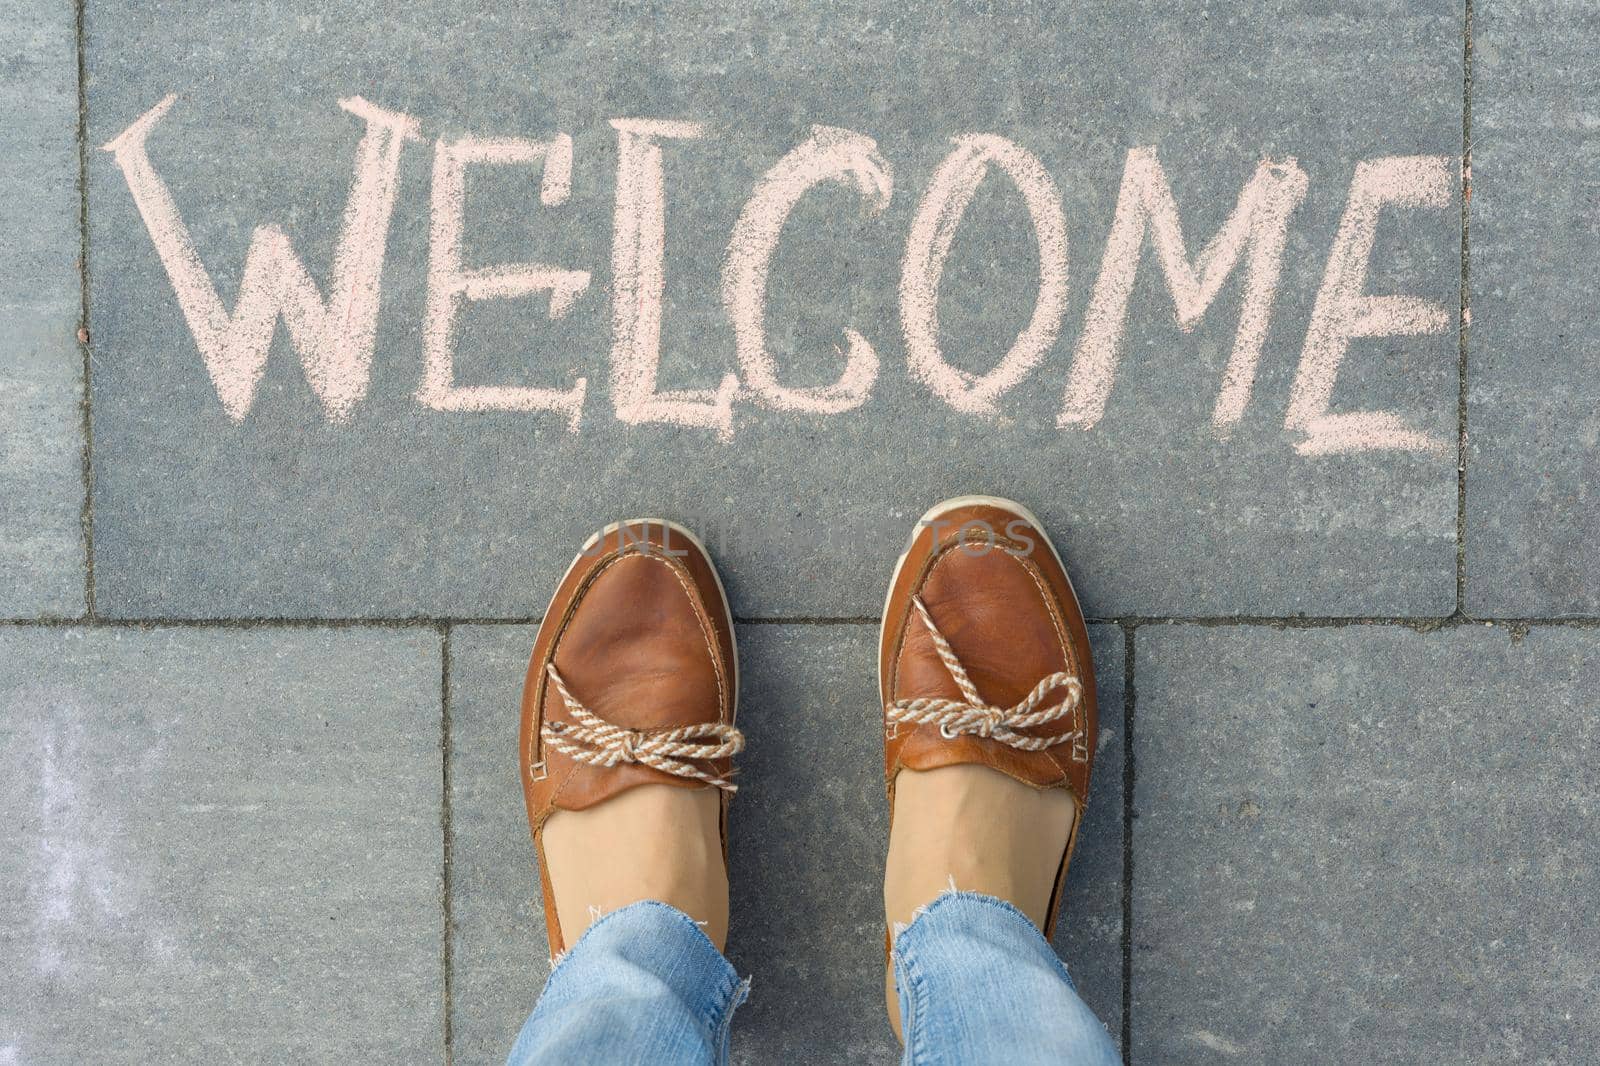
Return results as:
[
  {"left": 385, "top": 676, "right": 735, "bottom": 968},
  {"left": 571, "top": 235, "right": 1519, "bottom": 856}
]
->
[
  {"left": 541, "top": 664, "right": 745, "bottom": 792},
  {"left": 887, "top": 597, "right": 1087, "bottom": 757}
]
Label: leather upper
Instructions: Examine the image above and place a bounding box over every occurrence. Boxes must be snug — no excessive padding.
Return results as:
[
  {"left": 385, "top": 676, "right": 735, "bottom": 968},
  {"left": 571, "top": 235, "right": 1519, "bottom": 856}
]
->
[
  {"left": 520, "top": 521, "right": 737, "bottom": 953},
  {"left": 880, "top": 500, "right": 1098, "bottom": 929}
]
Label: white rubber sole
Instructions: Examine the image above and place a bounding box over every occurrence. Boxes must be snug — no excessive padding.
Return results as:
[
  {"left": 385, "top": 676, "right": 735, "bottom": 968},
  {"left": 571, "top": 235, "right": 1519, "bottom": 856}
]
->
[
  {"left": 876, "top": 494, "right": 1081, "bottom": 666},
  {"left": 546, "top": 518, "right": 739, "bottom": 723}
]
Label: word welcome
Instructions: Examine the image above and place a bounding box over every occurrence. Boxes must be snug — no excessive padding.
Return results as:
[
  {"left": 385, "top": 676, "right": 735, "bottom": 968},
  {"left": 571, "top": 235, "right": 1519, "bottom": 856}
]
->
[{"left": 105, "top": 95, "right": 1457, "bottom": 454}]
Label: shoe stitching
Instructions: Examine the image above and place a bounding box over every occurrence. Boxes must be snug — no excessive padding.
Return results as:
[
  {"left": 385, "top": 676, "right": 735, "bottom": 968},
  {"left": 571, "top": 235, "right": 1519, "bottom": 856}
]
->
[
  {"left": 538, "top": 541, "right": 733, "bottom": 810},
  {"left": 888, "top": 527, "right": 1081, "bottom": 780}
]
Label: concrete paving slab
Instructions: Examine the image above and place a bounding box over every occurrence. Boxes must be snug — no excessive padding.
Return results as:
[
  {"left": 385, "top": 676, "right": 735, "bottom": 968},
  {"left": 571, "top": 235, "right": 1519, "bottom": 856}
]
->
[
  {"left": 446, "top": 621, "right": 1125, "bottom": 1063},
  {"left": 0, "top": 627, "right": 445, "bottom": 1064},
  {"left": 0, "top": 0, "right": 86, "bottom": 617},
  {"left": 86, "top": 2, "right": 1461, "bottom": 620},
  {"left": 444, "top": 624, "right": 543, "bottom": 1063},
  {"left": 1132, "top": 624, "right": 1600, "bottom": 1065},
  {"left": 1466, "top": 2, "right": 1600, "bottom": 616}
]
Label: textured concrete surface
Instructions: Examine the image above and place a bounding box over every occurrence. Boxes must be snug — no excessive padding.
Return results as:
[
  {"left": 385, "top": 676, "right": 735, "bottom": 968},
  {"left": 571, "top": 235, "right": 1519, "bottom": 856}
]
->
[
  {"left": 85, "top": 1, "right": 1460, "bottom": 619},
  {"left": 446, "top": 622, "right": 1125, "bottom": 1063},
  {"left": 1466, "top": 1, "right": 1600, "bottom": 616},
  {"left": 0, "top": 0, "right": 85, "bottom": 616},
  {"left": 444, "top": 624, "right": 544, "bottom": 1065},
  {"left": 1132, "top": 624, "right": 1600, "bottom": 1065},
  {"left": 6, "top": 0, "right": 1599, "bottom": 1062},
  {"left": 0, "top": 627, "right": 444, "bottom": 1064}
]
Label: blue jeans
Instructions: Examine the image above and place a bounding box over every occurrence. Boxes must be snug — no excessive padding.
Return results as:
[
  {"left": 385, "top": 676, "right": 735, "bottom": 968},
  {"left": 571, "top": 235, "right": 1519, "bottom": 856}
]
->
[{"left": 506, "top": 893, "right": 1121, "bottom": 1065}]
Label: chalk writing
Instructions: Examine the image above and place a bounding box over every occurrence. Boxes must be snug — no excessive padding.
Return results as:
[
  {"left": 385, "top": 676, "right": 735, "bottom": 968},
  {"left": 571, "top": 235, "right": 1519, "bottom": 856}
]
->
[{"left": 104, "top": 96, "right": 1456, "bottom": 454}]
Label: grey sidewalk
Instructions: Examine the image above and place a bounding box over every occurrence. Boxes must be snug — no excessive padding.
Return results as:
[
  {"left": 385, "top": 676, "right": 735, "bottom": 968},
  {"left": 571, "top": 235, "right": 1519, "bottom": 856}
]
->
[{"left": 3, "top": 1, "right": 1599, "bottom": 1064}]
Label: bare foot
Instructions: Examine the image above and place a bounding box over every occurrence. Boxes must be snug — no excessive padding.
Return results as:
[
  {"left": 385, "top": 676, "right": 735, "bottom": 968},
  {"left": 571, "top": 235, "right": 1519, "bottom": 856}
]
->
[
  {"left": 882, "top": 765, "right": 1075, "bottom": 1039},
  {"left": 542, "top": 784, "right": 729, "bottom": 951}
]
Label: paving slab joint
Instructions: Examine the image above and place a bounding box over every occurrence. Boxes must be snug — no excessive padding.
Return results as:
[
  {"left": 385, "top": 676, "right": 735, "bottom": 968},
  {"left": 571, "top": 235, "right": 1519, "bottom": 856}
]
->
[
  {"left": 1455, "top": 0, "right": 1474, "bottom": 618},
  {"left": 75, "top": 0, "right": 96, "bottom": 620},
  {"left": 1118, "top": 621, "right": 1136, "bottom": 1063},
  {"left": 6, "top": 615, "right": 1600, "bottom": 630},
  {"left": 439, "top": 623, "right": 456, "bottom": 1065}
]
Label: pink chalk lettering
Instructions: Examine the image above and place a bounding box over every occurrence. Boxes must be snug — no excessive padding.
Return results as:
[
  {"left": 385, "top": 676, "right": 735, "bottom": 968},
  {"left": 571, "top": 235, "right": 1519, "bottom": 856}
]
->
[
  {"left": 901, "top": 135, "right": 1069, "bottom": 415},
  {"left": 1060, "top": 148, "right": 1308, "bottom": 433},
  {"left": 103, "top": 95, "right": 420, "bottom": 422},
  {"left": 721, "top": 125, "right": 892, "bottom": 414},
  {"left": 1286, "top": 155, "right": 1453, "bottom": 455},
  {"left": 609, "top": 119, "right": 739, "bottom": 439},
  {"left": 419, "top": 134, "right": 591, "bottom": 428},
  {"left": 106, "top": 93, "right": 1460, "bottom": 458}
]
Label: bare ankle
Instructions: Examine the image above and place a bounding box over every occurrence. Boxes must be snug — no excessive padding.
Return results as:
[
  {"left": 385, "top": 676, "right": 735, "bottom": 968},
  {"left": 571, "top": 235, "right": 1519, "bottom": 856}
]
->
[
  {"left": 884, "top": 765, "right": 1075, "bottom": 933},
  {"left": 542, "top": 785, "right": 729, "bottom": 949}
]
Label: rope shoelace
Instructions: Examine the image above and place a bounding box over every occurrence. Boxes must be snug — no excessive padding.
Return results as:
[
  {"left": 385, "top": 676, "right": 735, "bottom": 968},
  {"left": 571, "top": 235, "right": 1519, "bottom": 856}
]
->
[
  {"left": 541, "top": 664, "right": 745, "bottom": 792},
  {"left": 887, "top": 597, "right": 1087, "bottom": 757}
]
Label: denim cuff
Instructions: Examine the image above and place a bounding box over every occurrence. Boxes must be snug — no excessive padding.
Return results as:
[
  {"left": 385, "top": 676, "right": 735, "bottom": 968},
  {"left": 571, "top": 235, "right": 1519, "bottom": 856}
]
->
[
  {"left": 893, "top": 888, "right": 1071, "bottom": 985},
  {"left": 891, "top": 890, "right": 1120, "bottom": 1066},
  {"left": 547, "top": 900, "right": 748, "bottom": 1032}
]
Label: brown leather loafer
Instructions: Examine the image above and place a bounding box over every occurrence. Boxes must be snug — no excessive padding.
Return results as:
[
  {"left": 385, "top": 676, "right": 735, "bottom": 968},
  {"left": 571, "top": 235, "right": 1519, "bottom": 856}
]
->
[
  {"left": 880, "top": 495, "right": 1097, "bottom": 939},
  {"left": 520, "top": 519, "right": 742, "bottom": 956}
]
